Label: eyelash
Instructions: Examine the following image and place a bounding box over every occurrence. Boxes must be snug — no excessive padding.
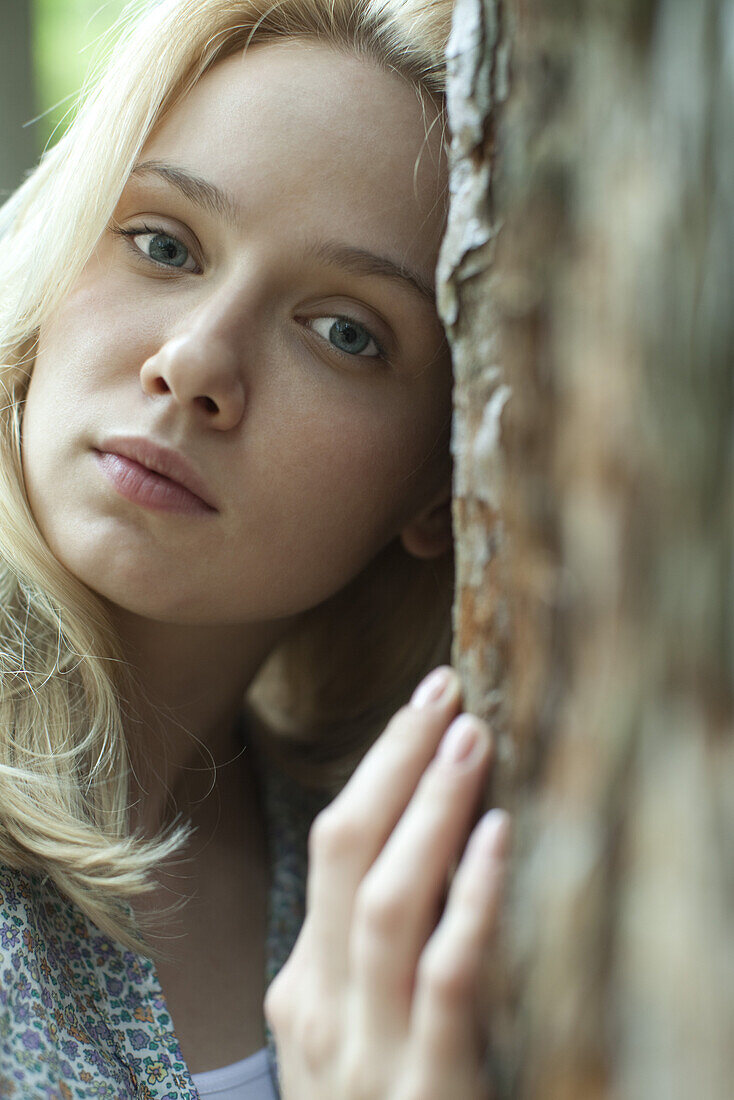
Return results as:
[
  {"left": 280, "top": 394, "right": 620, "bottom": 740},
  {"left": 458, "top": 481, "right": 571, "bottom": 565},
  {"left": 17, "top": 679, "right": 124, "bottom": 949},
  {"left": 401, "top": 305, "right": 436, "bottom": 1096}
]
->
[{"left": 110, "top": 222, "right": 391, "bottom": 366}]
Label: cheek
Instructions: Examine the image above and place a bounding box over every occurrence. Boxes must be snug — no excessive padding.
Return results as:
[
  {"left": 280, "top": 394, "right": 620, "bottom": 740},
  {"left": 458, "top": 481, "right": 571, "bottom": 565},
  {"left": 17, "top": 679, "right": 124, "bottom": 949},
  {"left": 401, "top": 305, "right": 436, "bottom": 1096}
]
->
[
  {"left": 22, "top": 270, "right": 154, "bottom": 464},
  {"left": 28, "top": 255, "right": 150, "bottom": 401},
  {"left": 275, "top": 395, "right": 439, "bottom": 545},
  {"left": 20, "top": 289, "right": 124, "bottom": 538},
  {"left": 20, "top": 366, "right": 79, "bottom": 566}
]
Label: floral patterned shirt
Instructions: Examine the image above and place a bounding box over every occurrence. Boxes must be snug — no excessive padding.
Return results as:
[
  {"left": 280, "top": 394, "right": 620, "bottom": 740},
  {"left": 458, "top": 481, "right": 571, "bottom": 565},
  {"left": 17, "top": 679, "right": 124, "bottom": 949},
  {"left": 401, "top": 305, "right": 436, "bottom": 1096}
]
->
[{"left": 0, "top": 713, "right": 335, "bottom": 1099}]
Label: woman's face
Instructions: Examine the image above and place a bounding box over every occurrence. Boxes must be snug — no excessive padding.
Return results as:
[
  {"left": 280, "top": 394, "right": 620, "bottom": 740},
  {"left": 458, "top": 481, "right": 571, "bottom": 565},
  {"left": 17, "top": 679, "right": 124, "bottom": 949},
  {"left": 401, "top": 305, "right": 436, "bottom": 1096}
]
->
[{"left": 22, "top": 40, "right": 453, "bottom": 624}]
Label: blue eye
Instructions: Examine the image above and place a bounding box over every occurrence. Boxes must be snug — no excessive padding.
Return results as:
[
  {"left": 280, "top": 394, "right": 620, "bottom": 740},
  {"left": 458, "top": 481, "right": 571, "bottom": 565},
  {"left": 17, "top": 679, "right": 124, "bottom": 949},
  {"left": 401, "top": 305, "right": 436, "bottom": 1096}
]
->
[
  {"left": 112, "top": 223, "right": 197, "bottom": 271},
  {"left": 141, "top": 232, "right": 188, "bottom": 267},
  {"left": 307, "top": 316, "right": 386, "bottom": 362}
]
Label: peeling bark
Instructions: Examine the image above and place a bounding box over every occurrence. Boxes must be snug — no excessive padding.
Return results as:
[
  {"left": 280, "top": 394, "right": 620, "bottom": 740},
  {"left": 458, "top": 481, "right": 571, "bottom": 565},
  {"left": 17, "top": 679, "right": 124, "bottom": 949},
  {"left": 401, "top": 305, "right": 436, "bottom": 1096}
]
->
[{"left": 438, "top": 0, "right": 734, "bottom": 1097}]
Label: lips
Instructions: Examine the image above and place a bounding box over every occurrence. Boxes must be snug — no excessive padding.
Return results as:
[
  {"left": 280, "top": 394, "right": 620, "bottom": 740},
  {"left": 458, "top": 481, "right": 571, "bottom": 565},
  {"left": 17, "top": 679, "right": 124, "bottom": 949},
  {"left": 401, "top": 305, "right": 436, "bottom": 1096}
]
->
[{"left": 93, "top": 435, "right": 218, "bottom": 511}]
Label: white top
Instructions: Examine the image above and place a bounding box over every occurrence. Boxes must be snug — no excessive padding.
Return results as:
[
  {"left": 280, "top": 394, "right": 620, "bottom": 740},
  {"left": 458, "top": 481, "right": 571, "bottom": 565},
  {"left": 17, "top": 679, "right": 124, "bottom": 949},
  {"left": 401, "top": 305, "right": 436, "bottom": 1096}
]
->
[{"left": 191, "top": 1046, "right": 279, "bottom": 1099}]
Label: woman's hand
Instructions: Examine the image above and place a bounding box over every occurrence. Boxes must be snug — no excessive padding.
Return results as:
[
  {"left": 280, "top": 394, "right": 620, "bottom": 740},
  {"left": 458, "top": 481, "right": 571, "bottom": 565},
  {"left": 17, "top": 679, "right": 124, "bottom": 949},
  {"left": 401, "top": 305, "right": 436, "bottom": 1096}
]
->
[{"left": 263, "top": 665, "right": 511, "bottom": 1100}]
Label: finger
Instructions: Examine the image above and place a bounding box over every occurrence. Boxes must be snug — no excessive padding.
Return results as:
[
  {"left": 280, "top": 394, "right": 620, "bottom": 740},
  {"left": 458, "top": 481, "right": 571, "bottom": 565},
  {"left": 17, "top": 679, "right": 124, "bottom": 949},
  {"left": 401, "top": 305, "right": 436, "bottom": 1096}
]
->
[
  {"left": 409, "top": 809, "right": 511, "bottom": 1073},
  {"left": 304, "top": 666, "right": 463, "bottom": 987},
  {"left": 349, "top": 715, "right": 494, "bottom": 1041}
]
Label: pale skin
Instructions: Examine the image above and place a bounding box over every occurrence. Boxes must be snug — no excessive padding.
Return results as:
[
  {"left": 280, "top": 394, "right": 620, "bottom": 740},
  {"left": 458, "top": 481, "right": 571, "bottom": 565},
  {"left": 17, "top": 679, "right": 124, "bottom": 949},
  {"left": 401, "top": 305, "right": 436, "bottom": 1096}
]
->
[{"left": 20, "top": 37, "right": 510, "bottom": 1097}]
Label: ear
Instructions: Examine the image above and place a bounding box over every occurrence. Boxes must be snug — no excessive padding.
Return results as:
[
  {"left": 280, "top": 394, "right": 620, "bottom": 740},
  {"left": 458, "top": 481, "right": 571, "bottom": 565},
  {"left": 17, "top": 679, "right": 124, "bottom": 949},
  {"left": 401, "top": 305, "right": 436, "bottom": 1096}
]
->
[{"left": 399, "top": 488, "right": 453, "bottom": 560}]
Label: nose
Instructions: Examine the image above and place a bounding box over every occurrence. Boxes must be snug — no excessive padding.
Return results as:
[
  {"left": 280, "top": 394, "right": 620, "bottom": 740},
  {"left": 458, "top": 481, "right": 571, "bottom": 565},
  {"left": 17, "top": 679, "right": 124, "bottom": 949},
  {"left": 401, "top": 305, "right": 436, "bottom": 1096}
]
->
[{"left": 140, "top": 321, "right": 246, "bottom": 432}]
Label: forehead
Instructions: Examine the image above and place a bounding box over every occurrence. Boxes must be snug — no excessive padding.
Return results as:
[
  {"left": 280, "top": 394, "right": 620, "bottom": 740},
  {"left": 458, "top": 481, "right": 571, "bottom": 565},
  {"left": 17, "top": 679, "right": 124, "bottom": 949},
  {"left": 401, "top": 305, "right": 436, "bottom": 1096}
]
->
[{"left": 137, "top": 38, "right": 448, "bottom": 276}]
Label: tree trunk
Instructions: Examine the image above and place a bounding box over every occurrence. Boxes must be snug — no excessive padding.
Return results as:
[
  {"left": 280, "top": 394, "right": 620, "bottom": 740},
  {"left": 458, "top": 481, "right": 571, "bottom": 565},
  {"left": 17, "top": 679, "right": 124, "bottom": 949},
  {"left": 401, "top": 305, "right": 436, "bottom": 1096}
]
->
[
  {"left": 0, "top": 0, "right": 37, "bottom": 200},
  {"left": 439, "top": 1, "right": 734, "bottom": 1097}
]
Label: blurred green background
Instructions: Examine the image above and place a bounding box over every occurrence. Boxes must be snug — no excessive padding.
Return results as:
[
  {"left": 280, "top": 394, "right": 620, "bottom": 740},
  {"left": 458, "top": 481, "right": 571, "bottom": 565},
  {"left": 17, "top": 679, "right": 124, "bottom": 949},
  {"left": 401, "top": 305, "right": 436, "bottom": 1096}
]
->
[{"left": 1, "top": 0, "right": 130, "bottom": 200}]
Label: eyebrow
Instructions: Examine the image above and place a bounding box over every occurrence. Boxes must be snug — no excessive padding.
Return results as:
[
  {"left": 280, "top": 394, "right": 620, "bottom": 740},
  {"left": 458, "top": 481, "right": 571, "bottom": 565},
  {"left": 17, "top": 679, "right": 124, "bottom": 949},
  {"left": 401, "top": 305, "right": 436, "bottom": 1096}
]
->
[{"left": 129, "top": 160, "right": 436, "bottom": 306}]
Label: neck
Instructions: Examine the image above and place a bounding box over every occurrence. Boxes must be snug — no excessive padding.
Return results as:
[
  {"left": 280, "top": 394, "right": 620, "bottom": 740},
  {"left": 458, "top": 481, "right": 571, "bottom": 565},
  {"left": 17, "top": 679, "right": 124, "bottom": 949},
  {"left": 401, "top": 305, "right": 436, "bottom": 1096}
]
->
[{"left": 106, "top": 605, "right": 296, "bottom": 842}]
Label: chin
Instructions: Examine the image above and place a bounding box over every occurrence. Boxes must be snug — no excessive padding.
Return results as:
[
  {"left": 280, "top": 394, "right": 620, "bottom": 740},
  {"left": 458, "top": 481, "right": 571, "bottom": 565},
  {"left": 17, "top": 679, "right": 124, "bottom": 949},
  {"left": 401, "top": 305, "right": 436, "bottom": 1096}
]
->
[{"left": 46, "top": 539, "right": 214, "bottom": 623}]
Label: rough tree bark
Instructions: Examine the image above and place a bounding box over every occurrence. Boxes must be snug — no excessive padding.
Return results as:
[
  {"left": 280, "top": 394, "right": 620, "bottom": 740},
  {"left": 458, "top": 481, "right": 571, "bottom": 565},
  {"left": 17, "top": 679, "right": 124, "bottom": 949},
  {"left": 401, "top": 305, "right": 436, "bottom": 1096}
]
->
[{"left": 438, "top": 1, "right": 734, "bottom": 1098}]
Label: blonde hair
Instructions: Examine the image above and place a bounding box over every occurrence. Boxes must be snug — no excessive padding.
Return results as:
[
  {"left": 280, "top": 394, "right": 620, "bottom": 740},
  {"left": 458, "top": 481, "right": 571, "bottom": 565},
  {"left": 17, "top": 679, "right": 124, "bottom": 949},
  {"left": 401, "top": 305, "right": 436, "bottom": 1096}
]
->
[{"left": 0, "top": 0, "right": 455, "bottom": 957}]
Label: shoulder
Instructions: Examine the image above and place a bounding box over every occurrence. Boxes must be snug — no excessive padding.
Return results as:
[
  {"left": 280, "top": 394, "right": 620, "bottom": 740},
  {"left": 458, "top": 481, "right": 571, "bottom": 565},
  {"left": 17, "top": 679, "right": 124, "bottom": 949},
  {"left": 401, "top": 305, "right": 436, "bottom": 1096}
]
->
[
  {"left": 0, "top": 864, "right": 145, "bottom": 1097},
  {"left": 0, "top": 863, "right": 42, "bottom": 953},
  {"left": 0, "top": 863, "right": 79, "bottom": 990},
  {"left": 0, "top": 866, "right": 67, "bottom": 1092}
]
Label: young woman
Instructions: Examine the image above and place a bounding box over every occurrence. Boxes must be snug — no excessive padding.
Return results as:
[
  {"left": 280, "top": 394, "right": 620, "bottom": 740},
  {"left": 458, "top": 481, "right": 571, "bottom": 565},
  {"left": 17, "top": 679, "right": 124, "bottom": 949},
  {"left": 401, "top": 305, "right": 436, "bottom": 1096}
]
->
[{"left": 0, "top": 1, "right": 511, "bottom": 1097}]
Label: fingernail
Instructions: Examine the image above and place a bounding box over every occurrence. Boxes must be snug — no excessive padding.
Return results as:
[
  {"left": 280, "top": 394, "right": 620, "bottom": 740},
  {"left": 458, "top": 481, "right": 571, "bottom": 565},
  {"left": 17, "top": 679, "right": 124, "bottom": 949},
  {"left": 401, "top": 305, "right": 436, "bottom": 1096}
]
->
[
  {"left": 477, "top": 809, "right": 511, "bottom": 857},
  {"left": 436, "top": 714, "right": 483, "bottom": 765},
  {"left": 410, "top": 666, "right": 454, "bottom": 709}
]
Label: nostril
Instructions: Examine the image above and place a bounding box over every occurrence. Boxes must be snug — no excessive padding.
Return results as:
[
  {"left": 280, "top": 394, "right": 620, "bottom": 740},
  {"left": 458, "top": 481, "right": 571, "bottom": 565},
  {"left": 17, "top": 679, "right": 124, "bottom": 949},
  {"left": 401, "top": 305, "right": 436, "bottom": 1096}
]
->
[
  {"left": 150, "top": 377, "right": 170, "bottom": 395},
  {"left": 197, "top": 395, "right": 219, "bottom": 414}
]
